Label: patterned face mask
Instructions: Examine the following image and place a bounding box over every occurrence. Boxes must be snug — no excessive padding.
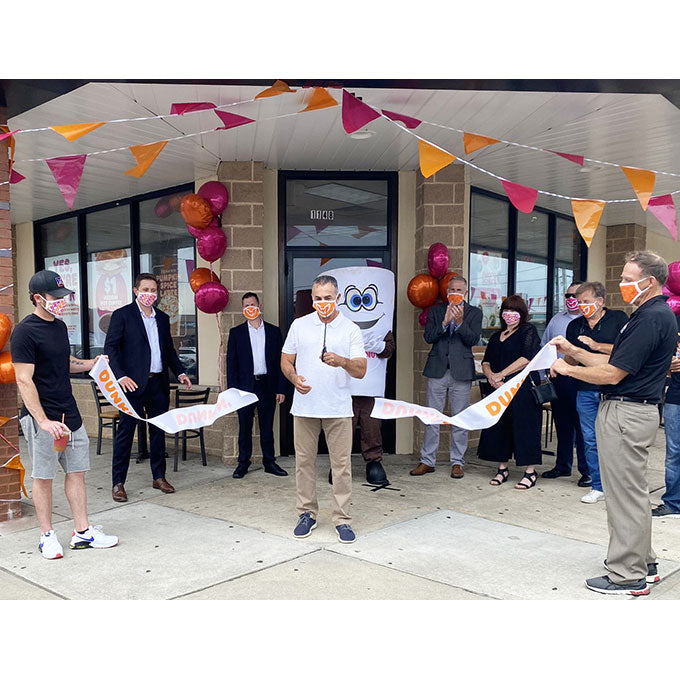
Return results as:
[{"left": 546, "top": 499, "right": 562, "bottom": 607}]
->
[
  {"left": 38, "top": 295, "right": 67, "bottom": 317},
  {"left": 313, "top": 300, "right": 336, "bottom": 317},
  {"left": 137, "top": 292, "right": 157, "bottom": 307},
  {"left": 447, "top": 293, "right": 464, "bottom": 305},
  {"left": 501, "top": 311, "right": 521, "bottom": 326},
  {"left": 619, "top": 277, "right": 649, "bottom": 305},
  {"left": 243, "top": 305, "right": 261, "bottom": 320},
  {"left": 578, "top": 301, "right": 600, "bottom": 319},
  {"left": 565, "top": 296, "right": 580, "bottom": 311}
]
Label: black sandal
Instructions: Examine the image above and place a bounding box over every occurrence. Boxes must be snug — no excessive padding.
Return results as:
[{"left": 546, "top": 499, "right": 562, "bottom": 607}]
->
[
  {"left": 489, "top": 467, "right": 509, "bottom": 486},
  {"left": 515, "top": 470, "right": 538, "bottom": 490}
]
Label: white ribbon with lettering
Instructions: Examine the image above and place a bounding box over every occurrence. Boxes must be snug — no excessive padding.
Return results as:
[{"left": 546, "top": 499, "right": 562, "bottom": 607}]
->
[
  {"left": 89, "top": 357, "right": 258, "bottom": 434},
  {"left": 371, "top": 342, "right": 557, "bottom": 430}
]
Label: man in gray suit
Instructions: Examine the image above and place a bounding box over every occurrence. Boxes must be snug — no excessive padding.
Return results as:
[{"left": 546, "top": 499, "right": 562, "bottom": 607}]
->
[{"left": 410, "top": 275, "right": 483, "bottom": 479}]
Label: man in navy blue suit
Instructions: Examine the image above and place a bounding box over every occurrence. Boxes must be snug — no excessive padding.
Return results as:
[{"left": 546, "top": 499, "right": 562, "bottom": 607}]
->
[
  {"left": 104, "top": 273, "right": 192, "bottom": 502},
  {"left": 227, "top": 292, "right": 287, "bottom": 479}
]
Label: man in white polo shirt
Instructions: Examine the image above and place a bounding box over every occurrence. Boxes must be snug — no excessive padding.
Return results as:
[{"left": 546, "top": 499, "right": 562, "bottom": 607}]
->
[{"left": 281, "top": 275, "right": 367, "bottom": 543}]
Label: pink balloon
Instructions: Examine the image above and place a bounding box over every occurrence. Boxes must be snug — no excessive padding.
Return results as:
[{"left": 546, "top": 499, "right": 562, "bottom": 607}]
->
[
  {"left": 195, "top": 282, "right": 229, "bottom": 314},
  {"left": 667, "top": 295, "right": 680, "bottom": 315},
  {"left": 666, "top": 261, "right": 680, "bottom": 296},
  {"left": 418, "top": 307, "right": 430, "bottom": 327},
  {"left": 198, "top": 181, "right": 230, "bottom": 216},
  {"left": 209, "top": 216, "right": 220, "bottom": 227},
  {"left": 428, "top": 243, "right": 449, "bottom": 278},
  {"left": 187, "top": 223, "right": 204, "bottom": 238},
  {"left": 197, "top": 226, "right": 227, "bottom": 263},
  {"left": 154, "top": 197, "right": 172, "bottom": 219},
  {"left": 663, "top": 284, "right": 673, "bottom": 297}
]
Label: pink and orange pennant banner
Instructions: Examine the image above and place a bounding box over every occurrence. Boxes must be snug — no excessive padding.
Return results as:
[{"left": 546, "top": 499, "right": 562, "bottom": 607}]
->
[
  {"left": 0, "top": 129, "right": 19, "bottom": 143},
  {"left": 214, "top": 111, "right": 255, "bottom": 130},
  {"left": 299, "top": 88, "right": 338, "bottom": 113},
  {"left": 419, "top": 140, "right": 455, "bottom": 178},
  {"left": 547, "top": 150, "right": 585, "bottom": 166},
  {"left": 381, "top": 109, "right": 421, "bottom": 129},
  {"left": 463, "top": 132, "right": 500, "bottom": 155},
  {"left": 501, "top": 180, "right": 538, "bottom": 213},
  {"left": 571, "top": 199, "right": 606, "bottom": 247},
  {"left": 170, "top": 102, "right": 216, "bottom": 115},
  {"left": 255, "top": 80, "right": 297, "bottom": 99},
  {"left": 342, "top": 90, "right": 380, "bottom": 134},
  {"left": 46, "top": 155, "right": 87, "bottom": 209},
  {"left": 50, "top": 122, "right": 105, "bottom": 142},
  {"left": 124, "top": 141, "right": 167, "bottom": 178},
  {"left": 647, "top": 195, "right": 677, "bottom": 240},
  {"left": 1, "top": 454, "right": 28, "bottom": 498},
  {"left": 621, "top": 166, "right": 656, "bottom": 211}
]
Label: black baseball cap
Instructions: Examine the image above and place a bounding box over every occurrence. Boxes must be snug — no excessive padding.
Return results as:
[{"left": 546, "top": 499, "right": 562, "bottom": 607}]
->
[{"left": 29, "top": 270, "right": 74, "bottom": 298}]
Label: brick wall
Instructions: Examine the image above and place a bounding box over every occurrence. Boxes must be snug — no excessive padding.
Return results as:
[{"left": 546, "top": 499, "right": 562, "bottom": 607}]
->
[
  {"left": 0, "top": 106, "right": 21, "bottom": 521},
  {"left": 605, "top": 224, "right": 646, "bottom": 312}
]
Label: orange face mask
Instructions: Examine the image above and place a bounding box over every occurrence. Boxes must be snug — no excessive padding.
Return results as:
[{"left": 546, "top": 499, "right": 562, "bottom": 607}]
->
[
  {"left": 313, "top": 300, "right": 336, "bottom": 317},
  {"left": 447, "top": 293, "right": 464, "bottom": 305},
  {"left": 619, "top": 277, "right": 649, "bottom": 305},
  {"left": 243, "top": 305, "right": 260, "bottom": 320},
  {"left": 578, "top": 302, "right": 599, "bottom": 319}
]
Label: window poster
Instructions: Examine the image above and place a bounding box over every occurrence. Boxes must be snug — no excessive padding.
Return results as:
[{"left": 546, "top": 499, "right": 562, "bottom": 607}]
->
[{"left": 44, "top": 252, "right": 81, "bottom": 346}]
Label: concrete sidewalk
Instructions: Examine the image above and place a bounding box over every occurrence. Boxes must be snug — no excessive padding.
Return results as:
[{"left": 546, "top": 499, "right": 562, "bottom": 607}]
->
[{"left": 1, "top": 429, "right": 679, "bottom": 600}]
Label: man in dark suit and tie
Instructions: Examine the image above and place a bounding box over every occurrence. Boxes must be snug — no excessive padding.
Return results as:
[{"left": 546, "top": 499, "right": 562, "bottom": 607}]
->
[
  {"left": 410, "top": 275, "right": 482, "bottom": 478},
  {"left": 105, "top": 273, "right": 192, "bottom": 502},
  {"left": 227, "top": 292, "right": 288, "bottom": 479}
]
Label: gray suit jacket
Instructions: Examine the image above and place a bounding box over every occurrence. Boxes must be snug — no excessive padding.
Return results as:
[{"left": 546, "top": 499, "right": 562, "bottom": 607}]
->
[{"left": 423, "top": 302, "right": 483, "bottom": 381}]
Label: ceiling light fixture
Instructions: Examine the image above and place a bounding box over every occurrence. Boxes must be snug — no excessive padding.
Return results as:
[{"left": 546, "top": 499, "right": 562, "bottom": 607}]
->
[{"left": 348, "top": 129, "right": 376, "bottom": 140}]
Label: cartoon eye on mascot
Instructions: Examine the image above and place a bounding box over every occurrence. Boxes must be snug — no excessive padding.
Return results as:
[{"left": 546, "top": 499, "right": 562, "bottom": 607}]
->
[{"left": 325, "top": 266, "right": 395, "bottom": 485}]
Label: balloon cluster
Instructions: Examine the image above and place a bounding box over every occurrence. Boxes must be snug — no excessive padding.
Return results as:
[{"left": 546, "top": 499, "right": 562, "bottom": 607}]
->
[
  {"left": 665, "top": 261, "right": 680, "bottom": 315},
  {"left": 182, "top": 182, "right": 231, "bottom": 314},
  {"left": 406, "top": 243, "right": 459, "bottom": 326}
]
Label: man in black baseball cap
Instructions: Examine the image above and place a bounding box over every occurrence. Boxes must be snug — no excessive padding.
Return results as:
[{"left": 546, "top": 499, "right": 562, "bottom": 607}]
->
[{"left": 28, "top": 270, "right": 74, "bottom": 299}]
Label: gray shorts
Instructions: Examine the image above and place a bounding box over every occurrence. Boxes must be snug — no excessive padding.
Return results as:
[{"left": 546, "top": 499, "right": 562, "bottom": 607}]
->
[{"left": 20, "top": 415, "right": 90, "bottom": 480}]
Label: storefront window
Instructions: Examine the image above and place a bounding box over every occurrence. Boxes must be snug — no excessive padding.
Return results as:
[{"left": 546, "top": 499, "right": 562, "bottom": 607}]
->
[
  {"left": 40, "top": 218, "right": 82, "bottom": 356},
  {"left": 516, "top": 211, "right": 549, "bottom": 334},
  {"left": 554, "top": 216, "right": 581, "bottom": 312},
  {"left": 139, "top": 190, "right": 197, "bottom": 380}
]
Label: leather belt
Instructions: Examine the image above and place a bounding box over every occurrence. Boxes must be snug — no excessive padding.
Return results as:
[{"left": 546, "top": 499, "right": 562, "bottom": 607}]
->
[
  {"left": 149, "top": 372, "right": 162, "bottom": 378},
  {"left": 601, "top": 394, "right": 659, "bottom": 405}
]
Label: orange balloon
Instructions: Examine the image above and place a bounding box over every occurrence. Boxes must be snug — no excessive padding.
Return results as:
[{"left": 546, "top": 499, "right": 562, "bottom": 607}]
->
[
  {"left": 180, "top": 194, "right": 213, "bottom": 229},
  {"left": 0, "top": 314, "right": 11, "bottom": 351},
  {"left": 0, "top": 351, "right": 15, "bottom": 384},
  {"left": 407, "top": 274, "right": 440, "bottom": 308},
  {"left": 439, "top": 271, "right": 460, "bottom": 300},
  {"left": 189, "top": 267, "right": 220, "bottom": 293}
]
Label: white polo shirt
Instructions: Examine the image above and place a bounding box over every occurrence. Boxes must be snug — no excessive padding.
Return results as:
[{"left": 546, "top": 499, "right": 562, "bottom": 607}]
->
[{"left": 282, "top": 311, "right": 366, "bottom": 418}]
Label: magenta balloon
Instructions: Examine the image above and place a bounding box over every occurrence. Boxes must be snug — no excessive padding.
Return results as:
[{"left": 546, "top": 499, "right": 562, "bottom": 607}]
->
[
  {"left": 666, "top": 261, "right": 680, "bottom": 296},
  {"left": 663, "top": 284, "right": 673, "bottom": 297},
  {"left": 427, "top": 243, "right": 449, "bottom": 278},
  {"left": 197, "top": 181, "right": 230, "bottom": 216},
  {"left": 667, "top": 295, "right": 680, "bottom": 315},
  {"left": 418, "top": 307, "right": 430, "bottom": 327},
  {"left": 187, "top": 223, "right": 204, "bottom": 238},
  {"left": 196, "top": 226, "right": 227, "bottom": 263},
  {"left": 195, "top": 282, "right": 229, "bottom": 314},
  {"left": 154, "top": 197, "right": 172, "bottom": 219},
  {"left": 209, "top": 216, "right": 220, "bottom": 227}
]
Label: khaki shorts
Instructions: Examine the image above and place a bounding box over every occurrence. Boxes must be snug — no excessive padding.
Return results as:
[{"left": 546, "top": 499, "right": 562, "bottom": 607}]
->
[{"left": 20, "top": 415, "right": 90, "bottom": 480}]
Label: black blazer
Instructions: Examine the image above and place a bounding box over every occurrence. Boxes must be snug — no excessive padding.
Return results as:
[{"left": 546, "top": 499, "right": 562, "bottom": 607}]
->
[
  {"left": 104, "top": 301, "right": 186, "bottom": 393},
  {"left": 423, "top": 302, "right": 483, "bottom": 381},
  {"left": 226, "top": 321, "right": 287, "bottom": 395}
]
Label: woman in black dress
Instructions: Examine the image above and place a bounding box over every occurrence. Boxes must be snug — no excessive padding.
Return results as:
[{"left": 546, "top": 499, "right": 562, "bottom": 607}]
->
[{"left": 478, "top": 294, "right": 542, "bottom": 489}]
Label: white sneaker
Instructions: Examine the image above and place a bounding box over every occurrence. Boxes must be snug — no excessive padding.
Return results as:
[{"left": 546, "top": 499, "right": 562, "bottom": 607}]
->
[
  {"left": 70, "top": 525, "right": 119, "bottom": 550},
  {"left": 581, "top": 489, "right": 605, "bottom": 504},
  {"left": 38, "top": 530, "right": 63, "bottom": 560}
]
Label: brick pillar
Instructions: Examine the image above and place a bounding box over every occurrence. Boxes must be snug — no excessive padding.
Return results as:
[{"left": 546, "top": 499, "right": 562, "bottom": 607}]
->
[
  {"left": 605, "top": 224, "right": 646, "bottom": 312},
  {"left": 0, "top": 107, "right": 21, "bottom": 521},
  {"left": 413, "top": 165, "right": 466, "bottom": 458},
  {"left": 216, "top": 161, "right": 264, "bottom": 464}
]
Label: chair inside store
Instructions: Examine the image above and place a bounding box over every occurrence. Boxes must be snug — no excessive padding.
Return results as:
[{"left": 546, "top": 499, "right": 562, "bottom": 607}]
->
[
  {"left": 173, "top": 387, "right": 211, "bottom": 472},
  {"left": 90, "top": 381, "right": 120, "bottom": 455}
]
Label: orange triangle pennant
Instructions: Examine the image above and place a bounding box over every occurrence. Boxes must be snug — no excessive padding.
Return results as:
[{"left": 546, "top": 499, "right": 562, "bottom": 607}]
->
[
  {"left": 419, "top": 140, "right": 456, "bottom": 179},
  {"left": 124, "top": 141, "right": 168, "bottom": 178},
  {"left": 50, "top": 122, "right": 106, "bottom": 142},
  {"left": 320, "top": 257, "right": 332, "bottom": 266},
  {"left": 299, "top": 88, "right": 338, "bottom": 113},
  {"left": 571, "top": 199, "right": 606, "bottom": 247},
  {"left": 463, "top": 132, "right": 500, "bottom": 155},
  {"left": 620, "top": 166, "right": 656, "bottom": 211},
  {"left": 255, "top": 80, "right": 297, "bottom": 99},
  {"left": 2, "top": 454, "right": 28, "bottom": 498}
]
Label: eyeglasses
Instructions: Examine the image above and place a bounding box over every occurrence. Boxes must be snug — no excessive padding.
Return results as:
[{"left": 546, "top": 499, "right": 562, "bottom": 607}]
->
[{"left": 565, "top": 293, "right": 577, "bottom": 298}]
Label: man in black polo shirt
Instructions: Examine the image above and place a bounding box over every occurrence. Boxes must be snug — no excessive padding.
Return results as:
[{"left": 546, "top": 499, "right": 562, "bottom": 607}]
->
[{"left": 550, "top": 251, "right": 676, "bottom": 596}]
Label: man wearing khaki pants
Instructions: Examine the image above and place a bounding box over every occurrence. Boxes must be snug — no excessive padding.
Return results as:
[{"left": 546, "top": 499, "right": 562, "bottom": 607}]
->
[
  {"left": 281, "top": 275, "right": 367, "bottom": 544},
  {"left": 550, "top": 251, "right": 677, "bottom": 596}
]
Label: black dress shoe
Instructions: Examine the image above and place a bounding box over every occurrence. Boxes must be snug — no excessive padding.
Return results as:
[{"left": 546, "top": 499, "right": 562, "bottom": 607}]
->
[
  {"left": 232, "top": 465, "right": 249, "bottom": 479},
  {"left": 264, "top": 462, "right": 288, "bottom": 477},
  {"left": 577, "top": 474, "right": 593, "bottom": 487},
  {"left": 366, "top": 460, "right": 389, "bottom": 485},
  {"left": 541, "top": 467, "right": 571, "bottom": 479}
]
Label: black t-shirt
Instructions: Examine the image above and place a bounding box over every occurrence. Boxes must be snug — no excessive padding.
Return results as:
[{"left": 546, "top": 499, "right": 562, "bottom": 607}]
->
[
  {"left": 483, "top": 323, "right": 541, "bottom": 379},
  {"left": 663, "top": 315, "right": 680, "bottom": 405},
  {"left": 10, "top": 314, "right": 82, "bottom": 431},
  {"left": 607, "top": 296, "right": 677, "bottom": 402},
  {"left": 565, "top": 308, "right": 629, "bottom": 391}
]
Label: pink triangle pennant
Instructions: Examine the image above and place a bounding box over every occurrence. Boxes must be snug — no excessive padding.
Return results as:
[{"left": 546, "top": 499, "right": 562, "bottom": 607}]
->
[
  {"left": 342, "top": 90, "right": 380, "bottom": 134},
  {"left": 45, "top": 155, "right": 87, "bottom": 210},
  {"left": 647, "top": 194, "right": 677, "bottom": 241},
  {"left": 9, "top": 168, "right": 25, "bottom": 184},
  {"left": 0, "top": 129, "right": 19, "bottom": 142},
  {"left": 381, "top": 109, "right": 421, "bottom": 129},
  {"left": 547, "top": 150, "right": 585, "bottom": 166},
  {"left": 214, "top": 110, "right": 255, "bottom": 130},
  {"left": 500, "top": 180, "right": 538, "bottom": 214},
  {"left": 367, "top": 260, "right": 383, "bottom": 268},
  {"left": 171, "top": 102, "right": 216, "bottom": 115}
]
